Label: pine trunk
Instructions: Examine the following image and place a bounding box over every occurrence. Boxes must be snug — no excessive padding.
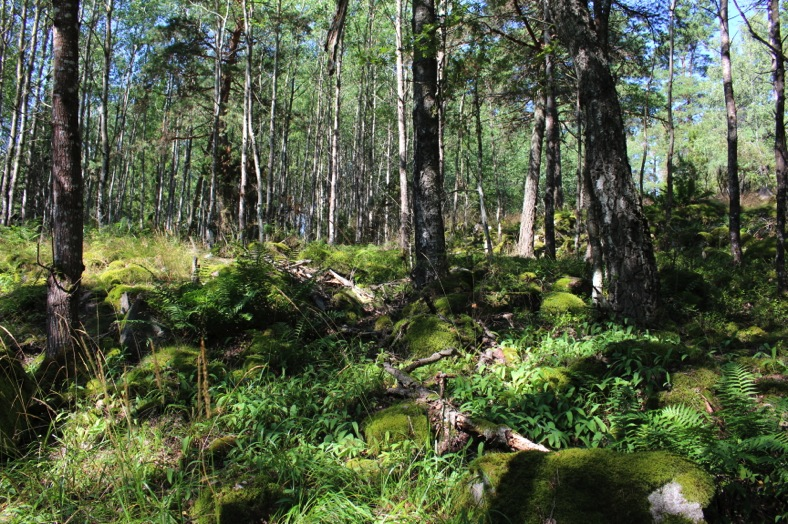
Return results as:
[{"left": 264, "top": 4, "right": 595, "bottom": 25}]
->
[{"left": 48, "top": 0, "right": 84, "bottom": 361}]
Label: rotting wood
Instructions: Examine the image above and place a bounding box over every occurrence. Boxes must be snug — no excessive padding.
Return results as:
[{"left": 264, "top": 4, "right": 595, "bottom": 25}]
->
[{"left": 382, "top": 361, "right": 549, "bottom": 454}]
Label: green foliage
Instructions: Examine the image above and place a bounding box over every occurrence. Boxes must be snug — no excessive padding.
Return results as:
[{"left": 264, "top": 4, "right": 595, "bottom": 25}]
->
[
  {"left": 298, "top": 242, "right": 407, "bottom": 285},
  {"left": 151, "top": 258, "right": 308, "bottom": 338}
]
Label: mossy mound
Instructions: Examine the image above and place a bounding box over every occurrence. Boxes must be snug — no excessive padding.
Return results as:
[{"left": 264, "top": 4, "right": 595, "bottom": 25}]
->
[
  {"left": 192, "top": 475, "right": 284, "bottom": 524},
  {"left": 104, "top": 284, "right": 152, "bottom": 311},
  {"left": 552, "top": 276, "right": 589, "bottom": 295},
  {"left": 363, "top": 402, "right": 430, "bottom": 455},
  {"left": 658, "top": 367, "right": 721, "bottom": 412},
  {"left": 743, "top": 237, "right": 777, "bottom": 260},
  {"left": 374, "top": 315, "right": 394, "bottom": 332},
  {"left": 0, "top": 349, "right": 37, "bottom": 458},
  {"left": 734, "top": 325, "right": 768, "bottom": 345},
  {"left": 393, "top": 314, "right": 477, "bottom": 358},
  {"left": 434, "top": 293, "right": 473, "bottom": 315},
  {"left": 96, "top": 260, "right": 155, "bottom": 290},
  {"left": 467, "top": 449, "right": 715, "bottom": 524},
  {"left": 540, "top": 292, "right": 586, "bottom": 317},
  {"left": 532, "top": 367, "right": 574, "bottom": 393}
]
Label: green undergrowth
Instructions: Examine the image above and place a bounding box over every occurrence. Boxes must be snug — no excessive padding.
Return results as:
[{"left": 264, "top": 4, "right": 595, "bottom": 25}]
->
[{"left": 1, "top": 217, "right": 787, "bottom": 522}]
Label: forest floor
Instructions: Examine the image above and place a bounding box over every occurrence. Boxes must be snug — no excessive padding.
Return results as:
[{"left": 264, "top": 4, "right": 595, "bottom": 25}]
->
[{"left": 0, "top": 197, "right": 786, "bottom": 523}]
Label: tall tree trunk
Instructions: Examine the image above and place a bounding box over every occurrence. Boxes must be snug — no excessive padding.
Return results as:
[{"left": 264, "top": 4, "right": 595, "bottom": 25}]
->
[
  {"left": 48, "top": 0, "right": 84, "bottom": 362},
  {"left": 769, "top": 0, "right": 787, "bottom": 294},
  {"left": 718, "top": 0, "right": 743, "bottom": 265},
  {"left": 96, "top": 0, "right": 112, "bottom": 227},
  {"left": 543, "top": 7, "right": 560, "bottom": 260},
  {"left": 1, "top": 0, "right": 30, "bottom": 225},
  {"left": 265, "top": 0, "right": 282, "bottom": 228},
  {"left": 549, "top": 0, "right": 659, "bottom": 325},
  {"left": 411, "top": 0, "right": 447, "bottom": 286},
  {"left": 665, "top": 0, "right": 676, "bottom": 221},
  {"left": 328, "top": 36, "right": 343, "bottom": 245},
  {"left": 473, "top": 80, "right": 493, "bottom": 261},
  {"left": 395, "top": 0, "right": 410, "bottom": 253},
  {"left": 515, "top": 93, "right": 545, "bottom": 258}
]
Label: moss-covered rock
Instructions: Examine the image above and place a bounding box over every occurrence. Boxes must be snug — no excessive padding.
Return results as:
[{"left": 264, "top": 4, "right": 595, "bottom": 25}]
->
[
  {"left": 434, "top": 293, "right": 473, "bottom": 316},
  {"left": 660, "top": 268, "right": 713, "bottom": 311},
  {"left": 540, "top": 292, "right": 586, "bottom": 317},
  {"left": 533, "top": 367, "right": 574, "bottom": 393},
  {"left": 363, "top": 402, "right": 430, "bottom": 455},
  {"left": 374, "top": 315, "right": 394, "bottom": 332},
  {"left": 393, "top": 314, "right": 477, "bottom": 358},
  {"left": 735, "top": 325, "right": 768, "bottom": 345},
  {"left": 658, "top": 368, "right": 721, "bottom": 412},
  {"left": 192, "top": 475, "right": 284, "bottom": 524},
  {"left": 0, "top": 349, "right": 36, "bottom": 458},
  {"left": 466, "top": 449, "right": 714, "bottom": 524},
  {"left": 552, "top": 276, "right": 589, "bottom": 295},
  {"left": 96, "top": 260, "right": 155, "bottom": 290}
]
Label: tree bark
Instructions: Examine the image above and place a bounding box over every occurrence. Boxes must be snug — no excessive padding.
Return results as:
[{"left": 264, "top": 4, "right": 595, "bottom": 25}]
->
[
  {"left": 515, "top": 93, "right": 545, "bottom": 258},
  {"left": 412, "top": 0, "right": 447, "bottom": 287},
  {"left": 718, "top": 0, "right": 743, "bottom": 265},
  {"left": 768, "top": 0, "right": 787, "bottom": 294},
  {"left": 473, "top": 80, "right": 493, "bottom": 262},
  {"left": 549, "top": 0, "right": 659, "bottom": 325},
  {"left": 48, "top": 0, "right": 84, "bottom": 362},
  {"left": 395, "top": 0, "right": 410, "bottom": 252},
  {"left": 328, "top": 36, "right": 343, "bottom": 245},
  {"left": 96, "top": 0, "right": 112, "bottom": 227}
]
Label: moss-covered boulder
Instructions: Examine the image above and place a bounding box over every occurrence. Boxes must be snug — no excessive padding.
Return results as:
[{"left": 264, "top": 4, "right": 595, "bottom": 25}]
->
[
  {"left": 192, "top": 475, "right": 284, "bottom": 524},
  {"left": 363, "top": 402, "right": 430, "bottom": 455},
  {"left": 660, "top": 268, "right": 713, "bottom": 311},
  {"left": 96, "top": 260, "right": 155, "bottom": 290},
  {"left": 393, "top": 314, "right": 477, "bottom": 358},
  {"left": 735, "top": 325, "right": 768, "bottom": 345},
  {"left": 658, "top": 367, "right": 720, "bottom": 413},
  {"left": 0, "top": 349, "right": 36, "bottom": 457},
  {"left": 551, "top": 276, "right": 589, "bottom": 296},
  {"left": 540, "top": 292, "right": 586, "bottom": 317},
  {"left": 467, "top": 449, "right": 715, "bottom": 523}
]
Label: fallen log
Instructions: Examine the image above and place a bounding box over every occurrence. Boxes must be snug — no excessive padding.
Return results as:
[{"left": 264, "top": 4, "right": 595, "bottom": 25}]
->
[{"left": 382, "top": 361, "right": 549, "bottom": 454}]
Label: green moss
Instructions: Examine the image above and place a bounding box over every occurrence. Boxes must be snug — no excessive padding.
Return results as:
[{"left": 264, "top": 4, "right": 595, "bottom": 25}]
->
[
  {"left": 434, "top": 293, "right": 472, "bottom": 316},
  {"left": 96, "top": 261, "right": 155, "bottom": 290},
  {"left": 743, "top": 237, "right": 777, "bottom": 260},
  {"left": 363, "top": 402, "right": 430, "bottom": 455},
  {"left": 552, "top": 276, "right": 586, "bottom": 294},
  {"left": 735, "top": 326, "right": 768, "bottom": 345},
  {"left": 394, "top": 314, "right": 476, "bottom": 359},
  {"left": 518, "top": 271, "right": 538, "bottom": 283},
  {"left": 0, "top": 349, "right": 36, "bottom": 458},
  {"left": 192, "top": 476, "right": 283, "bottom": 524},
  {"left": 374, "top": 315, "right": 394, "bottom": 332},
  {"left": 104, "top": 284, "right": 151, "bottom": 310},
  {"left": 346, "top": 457, "right": 383, "bottom": 482},
  {"left": 540, "top": 292, "right": 586, "bottom": 316},
  {"left": 659, "top": 368, "right": 721, "bottom": 412},
  {"left": 467, "top": 449, "right": 714, "bottom": 524}
]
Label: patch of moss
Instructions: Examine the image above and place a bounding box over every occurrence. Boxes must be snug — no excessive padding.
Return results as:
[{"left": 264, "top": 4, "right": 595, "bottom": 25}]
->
[
  {"left": 540, "top": 292, "right": 586, "bottom": 317},
  {"left": 96, "top": 261, "right": 155, "bottom": 290},
  {"left": 104, "top": 284, "right": 151, "bottom": 310},
  {"left": 192, "top": 475, "right": 284, "bottom": 524},
  {"left": 346, "top": 457, "right": 383, "bottom": 482},
  {"left": 735, "top": 326, "right": 768, "bottom": 345},
  {"left": 374, "top": 315, "right": 394, "bottom": 332},
  {"left": 467, "top": 449, "right": 714, "bottom": 524},
  {"left": 363, "top": 402, "right": 430, "bottom": 455},
  {"left": 659, "top": 367, "right": 721, "bottom": 412},
  {"left": 660, "top": 268, "right": 713, "bottom": 311},
  {"left": 394, "top": 314, "right": 476, "bottom": 359},
  {"left": 434, "top": 293, "right": 472, "bottom": 316},
  {"left": 551, "top": 276, "right": 587, "bottom": 295}
]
